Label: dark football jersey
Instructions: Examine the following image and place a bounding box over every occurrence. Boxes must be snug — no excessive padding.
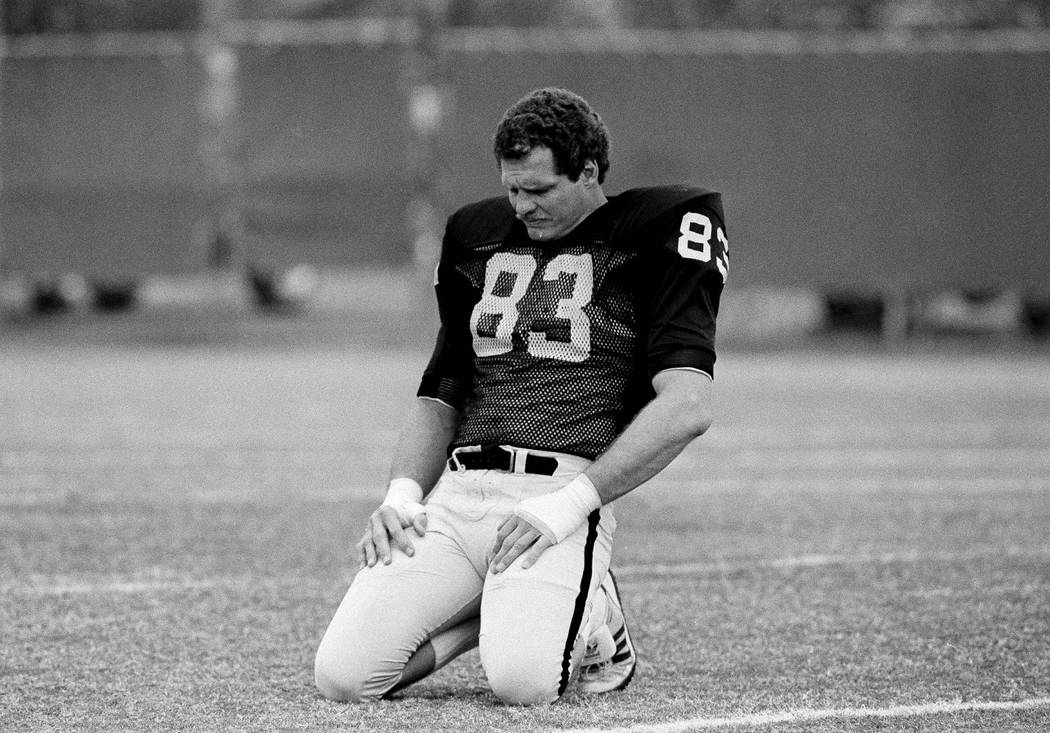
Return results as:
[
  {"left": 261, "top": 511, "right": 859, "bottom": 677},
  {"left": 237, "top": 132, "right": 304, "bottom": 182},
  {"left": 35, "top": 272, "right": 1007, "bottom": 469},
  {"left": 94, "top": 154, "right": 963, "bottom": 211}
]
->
[{"left": 418, "top": 186, "right": 728, "bottom": 460}]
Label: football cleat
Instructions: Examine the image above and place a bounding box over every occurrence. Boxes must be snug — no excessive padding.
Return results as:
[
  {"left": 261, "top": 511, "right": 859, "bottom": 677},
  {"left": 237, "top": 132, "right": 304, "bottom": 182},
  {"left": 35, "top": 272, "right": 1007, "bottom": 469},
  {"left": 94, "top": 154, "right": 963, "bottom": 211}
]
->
[{"left": 578, "top": 570, "right": 636, "bottom": 694}]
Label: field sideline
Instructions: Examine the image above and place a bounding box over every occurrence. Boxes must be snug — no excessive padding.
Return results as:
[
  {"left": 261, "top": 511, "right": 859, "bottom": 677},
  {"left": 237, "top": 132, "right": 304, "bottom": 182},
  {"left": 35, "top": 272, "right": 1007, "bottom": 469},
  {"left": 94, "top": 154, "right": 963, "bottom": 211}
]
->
[{"left": 1, "top": 313, "right": 1048, "bottom": 732}]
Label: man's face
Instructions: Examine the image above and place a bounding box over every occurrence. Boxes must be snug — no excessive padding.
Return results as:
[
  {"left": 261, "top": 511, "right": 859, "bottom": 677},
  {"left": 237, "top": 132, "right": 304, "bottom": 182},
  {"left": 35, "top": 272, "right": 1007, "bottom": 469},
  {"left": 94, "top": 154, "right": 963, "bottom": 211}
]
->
[{"left": 500, "top": 146, "right": 598, "bottom": 242}]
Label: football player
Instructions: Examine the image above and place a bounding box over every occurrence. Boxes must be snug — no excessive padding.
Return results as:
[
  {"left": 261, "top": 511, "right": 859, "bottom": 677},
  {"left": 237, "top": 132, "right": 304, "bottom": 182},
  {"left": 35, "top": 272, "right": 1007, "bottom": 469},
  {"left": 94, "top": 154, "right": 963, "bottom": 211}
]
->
[{"left": 315, "top": 87, "right": 728, "bottom": 705}]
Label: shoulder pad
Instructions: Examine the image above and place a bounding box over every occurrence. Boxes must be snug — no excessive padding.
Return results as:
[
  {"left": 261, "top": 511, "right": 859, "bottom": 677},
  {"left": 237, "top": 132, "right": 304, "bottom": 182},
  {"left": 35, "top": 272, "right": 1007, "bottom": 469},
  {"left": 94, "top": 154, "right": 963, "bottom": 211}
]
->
[
  {"left": 611, "top": 186, "right": 724, "bottom": 235},
  {"left": 446, "top": 196, "right": 519, "bottom": 250}
]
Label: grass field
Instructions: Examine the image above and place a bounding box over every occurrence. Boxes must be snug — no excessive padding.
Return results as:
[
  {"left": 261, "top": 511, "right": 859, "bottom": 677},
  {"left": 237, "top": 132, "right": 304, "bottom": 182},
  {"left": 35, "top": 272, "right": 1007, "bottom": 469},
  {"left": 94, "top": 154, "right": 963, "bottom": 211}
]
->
[{"left": 2, "top": 308, "right": 1049, "bottom": 732}]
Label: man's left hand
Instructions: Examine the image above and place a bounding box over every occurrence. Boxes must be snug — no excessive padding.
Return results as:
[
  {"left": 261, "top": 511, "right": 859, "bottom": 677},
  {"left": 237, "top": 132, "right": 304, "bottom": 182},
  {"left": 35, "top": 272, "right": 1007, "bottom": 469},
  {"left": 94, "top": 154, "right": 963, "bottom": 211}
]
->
[{"left": 488, "top": 514, "right": 554, "bottom": 574}]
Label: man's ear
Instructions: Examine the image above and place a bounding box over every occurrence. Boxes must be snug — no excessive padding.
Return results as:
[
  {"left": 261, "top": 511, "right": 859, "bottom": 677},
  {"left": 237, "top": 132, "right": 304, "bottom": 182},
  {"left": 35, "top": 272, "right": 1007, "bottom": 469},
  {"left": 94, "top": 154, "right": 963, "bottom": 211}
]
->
[{"left": 581, "top": 159, "right": 600, "bottom": 185}]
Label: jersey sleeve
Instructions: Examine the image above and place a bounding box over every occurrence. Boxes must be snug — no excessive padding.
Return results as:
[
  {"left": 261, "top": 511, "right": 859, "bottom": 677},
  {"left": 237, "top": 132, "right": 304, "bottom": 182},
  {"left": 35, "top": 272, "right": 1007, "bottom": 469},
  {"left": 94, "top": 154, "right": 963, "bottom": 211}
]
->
[
  {"left": 416, "top": 215, "right": 476, "bottom": 410},
  {"left": 643, "top": 199, "right": 728, "bottom": 380}
]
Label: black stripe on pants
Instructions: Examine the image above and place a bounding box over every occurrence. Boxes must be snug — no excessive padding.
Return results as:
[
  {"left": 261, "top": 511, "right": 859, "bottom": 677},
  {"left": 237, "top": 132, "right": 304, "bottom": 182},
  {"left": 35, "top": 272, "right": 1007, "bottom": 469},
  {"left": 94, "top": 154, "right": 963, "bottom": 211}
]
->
[{"left": 558, "top": 509, "right": 601, "bottom": 697}]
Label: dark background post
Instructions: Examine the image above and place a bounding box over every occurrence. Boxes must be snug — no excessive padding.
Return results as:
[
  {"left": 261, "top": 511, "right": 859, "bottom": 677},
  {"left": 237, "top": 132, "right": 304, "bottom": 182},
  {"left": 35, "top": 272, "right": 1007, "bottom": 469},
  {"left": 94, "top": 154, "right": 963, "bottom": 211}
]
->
[
  {"left": 404, "top": 0, "right": 449, "bottom": 312},
  {"left": 198, "top": 0, "right": 242, "bottom": 270}
]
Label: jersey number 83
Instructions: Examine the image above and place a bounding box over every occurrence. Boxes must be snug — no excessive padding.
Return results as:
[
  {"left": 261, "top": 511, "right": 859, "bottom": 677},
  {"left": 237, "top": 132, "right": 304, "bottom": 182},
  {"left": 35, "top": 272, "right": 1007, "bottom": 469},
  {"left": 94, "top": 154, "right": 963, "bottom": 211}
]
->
[{"left": 469, "top": 212, "right": 727, "bottom": 364}]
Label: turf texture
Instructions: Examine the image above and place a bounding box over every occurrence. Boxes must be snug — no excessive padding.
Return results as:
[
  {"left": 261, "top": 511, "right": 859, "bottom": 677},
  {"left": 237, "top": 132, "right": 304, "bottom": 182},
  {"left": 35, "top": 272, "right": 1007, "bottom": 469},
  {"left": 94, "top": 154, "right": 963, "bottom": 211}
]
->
[{"left": 1, "top": 314, "right": 1048, "bottom": 731}]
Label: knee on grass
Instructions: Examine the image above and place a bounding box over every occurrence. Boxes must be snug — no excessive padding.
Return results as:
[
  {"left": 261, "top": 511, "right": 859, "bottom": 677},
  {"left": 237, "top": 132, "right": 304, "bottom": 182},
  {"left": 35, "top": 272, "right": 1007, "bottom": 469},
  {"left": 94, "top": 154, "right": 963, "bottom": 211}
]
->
[
  {"left": 485, "top": 660, "right": 562, "bottom": 706},
  {"left": 314, "top": 649, "right": 391, "bottom": 703}
]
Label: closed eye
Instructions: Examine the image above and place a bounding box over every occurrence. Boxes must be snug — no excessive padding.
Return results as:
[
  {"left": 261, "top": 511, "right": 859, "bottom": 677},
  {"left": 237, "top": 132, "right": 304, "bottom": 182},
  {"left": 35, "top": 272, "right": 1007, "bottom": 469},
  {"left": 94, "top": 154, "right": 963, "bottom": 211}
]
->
[{"left": 509, "top": 186, "right": 548, "bottom": 194}]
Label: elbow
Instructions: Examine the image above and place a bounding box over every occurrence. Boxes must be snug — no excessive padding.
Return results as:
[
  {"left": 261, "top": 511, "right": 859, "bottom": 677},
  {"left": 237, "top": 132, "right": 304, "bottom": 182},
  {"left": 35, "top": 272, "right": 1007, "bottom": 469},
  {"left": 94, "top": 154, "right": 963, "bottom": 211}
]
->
[
  {"left": 675, "top": 392, "right": 714, "bottom": 438},
  {"left": 687, "top": 405, "right": 714, "bottom": 438},
  {"left": 697, "top": 410, "right": 714, "bottom": 437},
  {"left": 652, "top": 369, "right": 715, "bottom": 439}
]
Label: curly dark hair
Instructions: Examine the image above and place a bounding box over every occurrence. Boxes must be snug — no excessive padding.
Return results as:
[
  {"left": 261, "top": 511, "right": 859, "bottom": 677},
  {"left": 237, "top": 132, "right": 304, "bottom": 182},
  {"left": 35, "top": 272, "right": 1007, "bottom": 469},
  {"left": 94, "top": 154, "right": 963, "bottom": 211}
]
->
[{"left": 493, "top": 88, "right": 611, "bottom": 183}]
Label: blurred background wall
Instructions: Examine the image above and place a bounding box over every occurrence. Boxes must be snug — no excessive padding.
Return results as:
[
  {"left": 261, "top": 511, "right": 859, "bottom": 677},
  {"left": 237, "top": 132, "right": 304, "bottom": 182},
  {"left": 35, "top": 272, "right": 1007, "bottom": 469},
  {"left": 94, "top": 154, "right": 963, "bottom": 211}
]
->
[{"left": 1, "top": 1, "right": 1048, "bottom": 296}]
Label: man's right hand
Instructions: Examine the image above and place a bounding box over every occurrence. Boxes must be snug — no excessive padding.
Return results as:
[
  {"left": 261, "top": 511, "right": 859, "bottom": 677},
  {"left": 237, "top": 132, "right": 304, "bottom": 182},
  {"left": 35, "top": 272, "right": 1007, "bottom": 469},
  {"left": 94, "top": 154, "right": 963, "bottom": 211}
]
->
[{"left": 356, "top": 479, "right": 428, "bottom": 568}]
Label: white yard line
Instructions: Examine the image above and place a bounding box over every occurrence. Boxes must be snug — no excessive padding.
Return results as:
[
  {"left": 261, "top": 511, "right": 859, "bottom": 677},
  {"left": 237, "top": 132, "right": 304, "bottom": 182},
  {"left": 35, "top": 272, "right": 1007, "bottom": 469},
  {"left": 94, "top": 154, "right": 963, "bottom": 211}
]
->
[
  {"left": 651, "top": 476, "right": 1050, "bottom": 494},
  {"left": 566, "top": 697, "right": 1050, "bottom": 732},
  {"left": 0, "top": 487, "right": 356, "bottom": 506},
  {"left": 614, "top": 546, "right": 1050, "bottom": 579},
  {"left": 6, "top": 547, "right": 1047, "bottom": 596},
  {"left": 5, "top": 576, "right": 235, "bottom": 595},
  {"left": 2, "top": 474, "right": 1048, "bottom": 508}
]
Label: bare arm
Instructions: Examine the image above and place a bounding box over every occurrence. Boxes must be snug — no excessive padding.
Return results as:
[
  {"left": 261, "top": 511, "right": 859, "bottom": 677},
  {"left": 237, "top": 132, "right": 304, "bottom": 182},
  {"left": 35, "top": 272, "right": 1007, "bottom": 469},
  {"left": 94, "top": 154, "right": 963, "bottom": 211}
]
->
[
  {"left": 586, "top": 368, "right": 714, "bottom": 502},
  {"left": 358, "top": 397, "right": 461, "bottom": 568},
  {"left": 489, "top": 369, "right": 714, "bottom": 572},
  {"left": 388, "top": 397, "right": 462, "bottom": 494}
]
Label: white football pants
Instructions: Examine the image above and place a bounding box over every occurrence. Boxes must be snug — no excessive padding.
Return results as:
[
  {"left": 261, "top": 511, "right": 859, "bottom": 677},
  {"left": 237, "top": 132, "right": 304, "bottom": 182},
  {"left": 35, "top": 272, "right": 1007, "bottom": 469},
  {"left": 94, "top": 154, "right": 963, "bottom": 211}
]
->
[{"left": 314, "top": 451, "right": 616, "bottom": 705}]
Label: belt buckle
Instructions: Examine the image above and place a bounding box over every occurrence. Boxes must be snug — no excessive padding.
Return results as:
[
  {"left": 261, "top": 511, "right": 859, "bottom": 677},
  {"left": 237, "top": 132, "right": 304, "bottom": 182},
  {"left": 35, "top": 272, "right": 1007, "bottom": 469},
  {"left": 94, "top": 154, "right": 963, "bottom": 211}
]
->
[{"left": 508, "top": 447, "right": 528, "bottom": 474}]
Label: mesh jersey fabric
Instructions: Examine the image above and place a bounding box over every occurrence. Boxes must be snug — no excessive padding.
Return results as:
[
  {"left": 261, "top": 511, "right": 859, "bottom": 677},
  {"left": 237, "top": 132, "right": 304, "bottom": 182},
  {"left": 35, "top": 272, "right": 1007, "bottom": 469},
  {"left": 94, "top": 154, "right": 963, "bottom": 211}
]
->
[{"left": 418, "top": 185, "right": 728, "bottom": 460}]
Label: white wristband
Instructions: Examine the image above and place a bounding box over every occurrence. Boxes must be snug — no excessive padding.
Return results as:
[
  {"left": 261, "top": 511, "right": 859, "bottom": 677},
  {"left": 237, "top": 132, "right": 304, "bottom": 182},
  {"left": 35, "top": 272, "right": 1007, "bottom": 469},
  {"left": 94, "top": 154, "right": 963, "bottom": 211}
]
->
[
  {"left": 383, "top": 478, "right": 424, "bottom": 506},
  {"left": 381, "top": 478, "right": 426, "bottom": 526},
  {"left": 513, "top": 474, "right": 602, "bottom": 544}
]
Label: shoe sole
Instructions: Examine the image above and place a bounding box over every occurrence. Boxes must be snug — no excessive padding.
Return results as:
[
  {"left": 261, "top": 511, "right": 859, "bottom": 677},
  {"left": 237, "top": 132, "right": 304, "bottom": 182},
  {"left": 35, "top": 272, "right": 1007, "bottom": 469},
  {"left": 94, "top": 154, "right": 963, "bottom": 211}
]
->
[
  {"left": 583, "top": 569, "right": 637, "bottom": 693},
  {"left": 608, "top": 569, "right": 636, "bottom": 691}
]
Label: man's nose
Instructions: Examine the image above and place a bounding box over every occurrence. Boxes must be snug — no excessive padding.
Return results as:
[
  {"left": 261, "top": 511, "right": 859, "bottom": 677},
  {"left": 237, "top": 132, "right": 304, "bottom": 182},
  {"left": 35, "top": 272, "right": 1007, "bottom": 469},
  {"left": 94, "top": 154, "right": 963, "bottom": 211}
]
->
[{"left": 512, "top": 194, "right": 537, "bottom": 218}]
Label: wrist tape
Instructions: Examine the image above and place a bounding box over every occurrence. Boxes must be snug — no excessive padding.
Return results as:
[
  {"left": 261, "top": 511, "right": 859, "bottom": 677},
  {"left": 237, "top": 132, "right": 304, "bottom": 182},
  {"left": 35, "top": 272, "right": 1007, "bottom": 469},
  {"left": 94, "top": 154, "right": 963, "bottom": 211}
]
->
[
  {"left": 382, "top": 478, "right": 425, "bottom": 525},
  {"left": 384, "top": 478, "right": 424, "bottom": 505},
  {"left": 513, "top": 474, "right": 602, "bottom": 543}
]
